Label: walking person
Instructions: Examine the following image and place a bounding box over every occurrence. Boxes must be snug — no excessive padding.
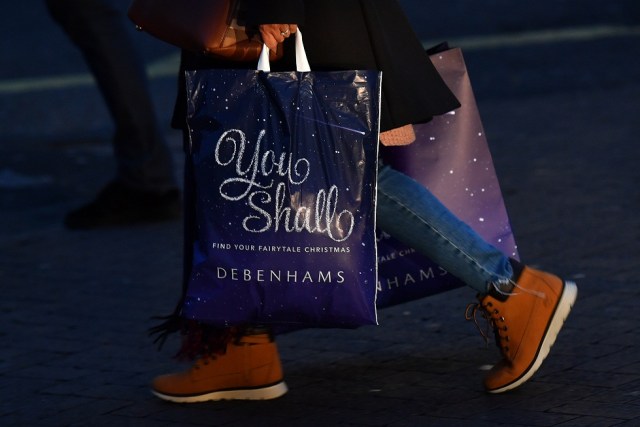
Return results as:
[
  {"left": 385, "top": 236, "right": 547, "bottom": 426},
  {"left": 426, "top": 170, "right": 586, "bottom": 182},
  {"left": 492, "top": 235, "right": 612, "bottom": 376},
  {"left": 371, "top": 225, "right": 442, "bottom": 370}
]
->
[
  {"left": 46, "top": 0, "right": 181, "bottom": 229},
  {"left": 149, "top": 0, "right": 577, "bottom": 401}
]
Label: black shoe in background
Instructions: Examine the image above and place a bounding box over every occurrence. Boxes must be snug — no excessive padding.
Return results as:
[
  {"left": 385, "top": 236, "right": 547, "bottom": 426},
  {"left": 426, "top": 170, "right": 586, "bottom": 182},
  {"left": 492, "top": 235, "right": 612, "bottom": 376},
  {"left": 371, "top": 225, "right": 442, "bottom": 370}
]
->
[{"left": 64, "top": 181, "right": 181, "bottom": 230}]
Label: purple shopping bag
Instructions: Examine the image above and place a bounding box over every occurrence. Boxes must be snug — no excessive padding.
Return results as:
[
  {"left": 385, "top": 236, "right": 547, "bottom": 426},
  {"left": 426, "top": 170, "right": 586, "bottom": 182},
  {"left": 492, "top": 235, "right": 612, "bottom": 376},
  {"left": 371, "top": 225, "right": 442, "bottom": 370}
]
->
[
  {"left": 182, "top": 34, "right": 381, "bottom": 327},
  {"left": 376, "top": 47, "right": 519, "bottom": 308}
]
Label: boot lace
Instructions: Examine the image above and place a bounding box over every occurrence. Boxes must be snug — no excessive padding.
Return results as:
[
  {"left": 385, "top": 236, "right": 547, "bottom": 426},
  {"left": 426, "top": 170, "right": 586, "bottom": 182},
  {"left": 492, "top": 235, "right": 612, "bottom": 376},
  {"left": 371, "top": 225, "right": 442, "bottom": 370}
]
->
[
  {"left": 465, "top": 301, "right": 511, "bottom": 356},
  {"left": 191, "top": 356, "right": 215, "bottom": 371}
]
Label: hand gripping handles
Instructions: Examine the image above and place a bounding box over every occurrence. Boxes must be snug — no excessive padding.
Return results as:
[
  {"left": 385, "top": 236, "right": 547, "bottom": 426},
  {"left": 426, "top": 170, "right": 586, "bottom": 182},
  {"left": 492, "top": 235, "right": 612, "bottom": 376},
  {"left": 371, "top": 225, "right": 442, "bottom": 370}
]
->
[{"left": 257, "top": 30, "right": 311, "bottom": 72}]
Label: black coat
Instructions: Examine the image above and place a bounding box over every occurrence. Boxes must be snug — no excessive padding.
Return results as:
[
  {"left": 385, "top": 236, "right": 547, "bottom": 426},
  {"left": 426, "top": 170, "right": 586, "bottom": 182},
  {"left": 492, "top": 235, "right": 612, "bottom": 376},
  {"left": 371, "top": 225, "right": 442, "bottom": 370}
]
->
[{"left": 172, "top": 0, "right": 460, "bottom": 132}]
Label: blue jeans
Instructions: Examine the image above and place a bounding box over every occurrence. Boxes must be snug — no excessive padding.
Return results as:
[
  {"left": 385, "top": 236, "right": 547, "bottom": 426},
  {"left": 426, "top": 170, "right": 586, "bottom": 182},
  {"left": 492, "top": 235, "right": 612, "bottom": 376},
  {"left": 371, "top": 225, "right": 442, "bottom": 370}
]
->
[{"left": 376, "top": 164, "right": 513, "bottom": 293}]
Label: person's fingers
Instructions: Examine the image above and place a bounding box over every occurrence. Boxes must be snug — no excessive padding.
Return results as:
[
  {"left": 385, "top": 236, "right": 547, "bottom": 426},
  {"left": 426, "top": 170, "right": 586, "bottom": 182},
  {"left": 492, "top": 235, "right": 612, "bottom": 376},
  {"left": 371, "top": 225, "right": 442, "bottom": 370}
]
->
[
  {"left": 262, "top": 34, "right": 278, "bottom": 51},
  {"left": 259, "top": 24, "right": 297, "bottom": 51},
  {"left": 279, "top": 25, "right": 290, "bottom": 36},
  {"left": 259, "top": 25, "right": 278, "bottom": 50}
]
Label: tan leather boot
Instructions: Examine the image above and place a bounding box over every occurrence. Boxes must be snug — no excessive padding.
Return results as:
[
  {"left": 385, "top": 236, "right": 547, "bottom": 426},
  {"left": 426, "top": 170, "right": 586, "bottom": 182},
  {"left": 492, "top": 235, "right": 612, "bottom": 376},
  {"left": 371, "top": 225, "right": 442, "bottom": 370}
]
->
[
  {"left": 468, "top": 266, "right": 577, "bottom": 393},
  {"left": 152, "top": 333, "right": 287, "bottom": 402}
]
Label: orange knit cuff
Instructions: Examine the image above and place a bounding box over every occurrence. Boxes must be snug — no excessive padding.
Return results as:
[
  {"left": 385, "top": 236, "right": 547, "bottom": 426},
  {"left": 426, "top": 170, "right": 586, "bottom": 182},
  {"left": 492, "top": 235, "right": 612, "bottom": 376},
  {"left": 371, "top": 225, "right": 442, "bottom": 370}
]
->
[{"left": 380, "top": 124, "right": 416, "bottom": 146}]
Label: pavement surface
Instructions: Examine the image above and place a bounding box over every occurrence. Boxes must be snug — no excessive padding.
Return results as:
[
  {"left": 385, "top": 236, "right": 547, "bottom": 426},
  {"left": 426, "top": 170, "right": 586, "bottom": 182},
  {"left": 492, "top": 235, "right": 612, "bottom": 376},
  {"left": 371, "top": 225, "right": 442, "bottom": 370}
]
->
[{"left": 1, "top": 1, "right": 639, "bottom": 426}]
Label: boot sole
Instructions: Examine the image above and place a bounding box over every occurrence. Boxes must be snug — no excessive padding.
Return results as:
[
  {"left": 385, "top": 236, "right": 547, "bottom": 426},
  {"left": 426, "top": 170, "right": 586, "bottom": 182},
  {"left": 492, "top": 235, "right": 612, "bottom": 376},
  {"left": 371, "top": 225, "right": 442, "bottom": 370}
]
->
[
  {"left": 152, "top": 381, "right": 288, "bottom": 403},
  {"left": 487, "top": 280, "right": 578, "bottom": 394}
]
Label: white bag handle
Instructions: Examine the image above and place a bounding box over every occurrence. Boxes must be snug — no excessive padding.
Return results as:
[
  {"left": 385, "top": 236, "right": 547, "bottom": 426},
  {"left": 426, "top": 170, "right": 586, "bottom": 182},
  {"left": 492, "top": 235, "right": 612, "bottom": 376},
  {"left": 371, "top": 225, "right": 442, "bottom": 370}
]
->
[{"left": 257, "top": 30, "right": 311, "bottom": 72}]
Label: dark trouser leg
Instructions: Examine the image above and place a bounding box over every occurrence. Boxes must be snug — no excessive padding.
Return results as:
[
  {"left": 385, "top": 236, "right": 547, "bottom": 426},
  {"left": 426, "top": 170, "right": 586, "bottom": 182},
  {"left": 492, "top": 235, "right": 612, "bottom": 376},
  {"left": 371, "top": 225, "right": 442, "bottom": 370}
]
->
[{"left": 46, "top": 0, "right": 176, "bottom": 192}]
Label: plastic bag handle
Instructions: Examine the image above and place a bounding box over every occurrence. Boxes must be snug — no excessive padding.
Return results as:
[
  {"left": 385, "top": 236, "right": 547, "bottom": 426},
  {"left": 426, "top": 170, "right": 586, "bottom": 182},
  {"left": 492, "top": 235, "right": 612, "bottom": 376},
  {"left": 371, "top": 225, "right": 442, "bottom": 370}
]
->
[{"left": 257, "top": 30, "right": 311, "bottom": 72}]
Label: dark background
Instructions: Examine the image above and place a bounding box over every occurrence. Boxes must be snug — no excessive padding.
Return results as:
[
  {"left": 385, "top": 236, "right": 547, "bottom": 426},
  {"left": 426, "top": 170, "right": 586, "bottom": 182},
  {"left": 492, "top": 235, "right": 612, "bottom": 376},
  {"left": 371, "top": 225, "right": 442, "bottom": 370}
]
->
[{"left": 1, "top": 1, "right": 639, "bottom": 425}]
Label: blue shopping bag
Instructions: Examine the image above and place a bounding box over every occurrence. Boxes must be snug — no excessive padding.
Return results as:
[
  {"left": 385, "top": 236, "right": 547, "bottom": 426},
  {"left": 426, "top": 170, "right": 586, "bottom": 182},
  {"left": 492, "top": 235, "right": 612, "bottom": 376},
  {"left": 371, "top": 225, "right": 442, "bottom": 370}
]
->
[{"left": 182, "top": 32, "right": 381, "bottom": 327}]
